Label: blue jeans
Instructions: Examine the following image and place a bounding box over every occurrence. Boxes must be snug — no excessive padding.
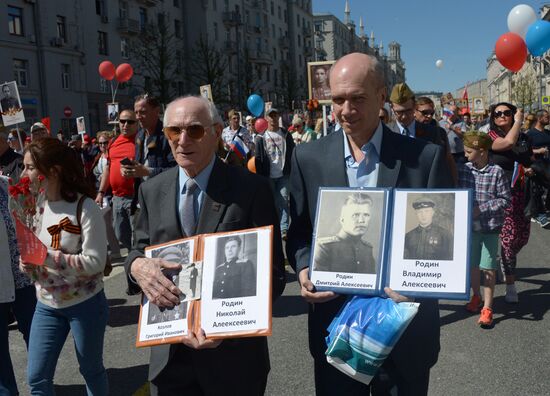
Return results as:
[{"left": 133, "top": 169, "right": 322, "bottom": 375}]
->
[
  {"left": 27, "top": 291, "right": 109, "bottom": 396},
  {"left": 112, "top": 195, "right": 133, "bottom": 250},
  {"left": 269, "top": 175, "right": 289, "bottom": 234},
  {"left": 0, "top": 285, "right": 37, "bottom": 396}
]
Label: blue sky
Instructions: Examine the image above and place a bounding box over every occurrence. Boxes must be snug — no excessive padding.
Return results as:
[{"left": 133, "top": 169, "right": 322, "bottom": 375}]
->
[{"left": 312, "top": 0, "right": 546, "bottom": 92}]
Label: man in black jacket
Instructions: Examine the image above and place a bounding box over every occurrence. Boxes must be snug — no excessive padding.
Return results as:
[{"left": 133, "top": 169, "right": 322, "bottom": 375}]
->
[
  {"left": 287, "top": 53, "right": 452, "bottom": 395},
  {"left": 126, "top": 96, "right": 285, "bottom": 395},
  {"left": 0, "top": 132, "right": 23, "bottom": 182}
]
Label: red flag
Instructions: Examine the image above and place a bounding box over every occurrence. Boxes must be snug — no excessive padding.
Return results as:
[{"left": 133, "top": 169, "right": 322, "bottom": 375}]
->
[
  {"left": 41, "top": 117, "right": 51, "bottom": 134},
  {"left": 462, "top": 84, "right": 469, "bottom": 112}
]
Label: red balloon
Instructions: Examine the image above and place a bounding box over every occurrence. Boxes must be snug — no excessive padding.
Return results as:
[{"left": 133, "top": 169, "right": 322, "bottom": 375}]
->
[
  {"left": 115, "top": 63, "right": 134, "bottom": 82},
  {"left": 98, "top": 61, "right": 115, "bottom": 80},
  {"left": 495, "top": 32, "right": 527, "bottom": 72},
  {"left": 255, "top": 118, "right": 268, "bottom": 134}
]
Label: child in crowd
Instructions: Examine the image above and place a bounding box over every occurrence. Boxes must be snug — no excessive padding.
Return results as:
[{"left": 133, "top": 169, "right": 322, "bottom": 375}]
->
[{"left": 458, "top": 131, "right": 511, "bottom": 327}]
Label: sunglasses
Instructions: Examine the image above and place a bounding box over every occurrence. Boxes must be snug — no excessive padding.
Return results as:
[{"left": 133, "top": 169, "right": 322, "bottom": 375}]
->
[
  {"left": 417, "top": 109, "right": 435, "bottom": 116},
  {"left": 119, "top": 119, "right": 137, "bottom": 125},
  {"left": 494, "top": 110, "right": 513, "bottom": 118},
  {"left": 163, "top": 124, "right": 212, "bottom": 141},
  {"left": 98, "top": 141, "right": 109, "bottom": 146}
]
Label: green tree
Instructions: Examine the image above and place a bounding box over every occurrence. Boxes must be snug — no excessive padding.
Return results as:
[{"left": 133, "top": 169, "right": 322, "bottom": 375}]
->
[{"left": 511, "top": 68, "right": 538, "bottom": 110}]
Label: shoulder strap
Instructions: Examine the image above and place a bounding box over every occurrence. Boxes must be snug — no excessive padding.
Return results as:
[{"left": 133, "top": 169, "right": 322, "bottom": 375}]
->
[{"left": 76, "top": 195, "right": 86, "bottom": 230}]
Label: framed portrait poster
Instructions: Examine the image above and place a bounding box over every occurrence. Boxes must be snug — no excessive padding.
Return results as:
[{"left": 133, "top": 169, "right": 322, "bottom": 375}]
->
[
  {"left": 472, "top": 97, "right": 484, "bottom": 114},
  {"left": 136, "top": 226, "right": 273, "bottom": 348},
  {"left": 309, "top": 188, "right": 472, "bottom": 300},
  {"left": 310, "top": 188, "right": 391, "bottom": 295},
  {"left": 0, "top": 81, "right": 25, "bottom": 126},
  {"left": 107, "top": 102, "right": 119, "bottom": 123},
  {"left": 199, "top": 227, "right": 273, "bottom": 339},
  {"left": 136, "top": 238, "right": 197, "bottom": 347},
  {"left": 385, "top": 189, "right": 471, "bottom": 300},
  {"left": 307, "top": 60, "right": 336, "bottom": 104},
  {"left": 199, "top": 84, "right": 213, "bottom": 103}
]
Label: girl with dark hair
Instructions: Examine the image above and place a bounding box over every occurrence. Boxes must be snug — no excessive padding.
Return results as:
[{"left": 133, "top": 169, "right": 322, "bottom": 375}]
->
[
  {"left": 487, "top": 102, "right": 531, "bottom": 304},
  {"left": 19, "top": 138, "right": 109, "bottom": 395}
]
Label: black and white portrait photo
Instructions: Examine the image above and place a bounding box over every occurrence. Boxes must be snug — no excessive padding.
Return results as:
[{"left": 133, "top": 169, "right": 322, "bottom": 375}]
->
[
  {"left": 403, "top": 193, "right": 454, "bottom": 261},
  {"left": 308, "top": 61, "right": 335, "bottom": 103},
  {"left": 212, "top": 234, "right": 257, "bottom": 300},
  {"left": 312, "top": 189, "right": 386, "bottom": 275},
  {"left": 76, "top": 116, "right": 85, "bottom": 133},
  {"left": 107, "top": 102, "right": 119, "bottom": 123},
  {"left": 147, "top": 299, "right": 187, "bottom": 325},
  {"left": 0, "top": 81, "right": 21, "bottom": 113},
  {"left": 151, "top": 241, "right": 199, "bottom": 302}
]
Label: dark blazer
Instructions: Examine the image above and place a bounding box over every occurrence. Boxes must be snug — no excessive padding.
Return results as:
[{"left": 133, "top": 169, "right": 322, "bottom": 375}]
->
[
  {"left": 286, "top": 126, "right": 453, "bottom": 381},
  {"left": 125, "top": 158, "right": 286, "bottom": 386}
]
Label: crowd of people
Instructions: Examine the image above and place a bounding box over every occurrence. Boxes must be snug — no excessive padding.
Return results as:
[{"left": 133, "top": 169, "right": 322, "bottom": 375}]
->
[{"left": 1, "top": 51, "right": 550, "bottom": 395}]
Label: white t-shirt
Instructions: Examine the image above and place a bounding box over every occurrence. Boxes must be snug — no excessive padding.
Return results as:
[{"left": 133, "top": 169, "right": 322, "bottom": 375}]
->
[{"left": 263, "top": 129, "right": 286, "bottom": 178}]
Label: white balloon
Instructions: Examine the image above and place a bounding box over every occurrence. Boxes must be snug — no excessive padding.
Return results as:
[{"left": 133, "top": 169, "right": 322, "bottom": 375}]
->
[
  {"left": 507, "top": 4, "right": 537, "bottom": 38},
  {"left": 435, "top": 59, "right": 444, "bottom": 69}
]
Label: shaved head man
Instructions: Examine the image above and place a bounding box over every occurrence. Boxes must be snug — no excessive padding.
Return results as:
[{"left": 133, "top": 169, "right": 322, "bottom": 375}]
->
[{"left": 287, "top": 53, "right": 452, "bottom": 395}]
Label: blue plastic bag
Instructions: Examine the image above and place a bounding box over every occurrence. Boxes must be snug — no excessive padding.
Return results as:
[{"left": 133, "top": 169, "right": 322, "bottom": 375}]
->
[{"left": 325, "top": 296, "right": 419, "bottom": 385}]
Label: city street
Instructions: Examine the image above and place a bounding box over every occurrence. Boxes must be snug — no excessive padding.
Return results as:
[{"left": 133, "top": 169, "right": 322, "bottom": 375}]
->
[{"left": 8, "top": 226, "right": 550, "bottom": 396}]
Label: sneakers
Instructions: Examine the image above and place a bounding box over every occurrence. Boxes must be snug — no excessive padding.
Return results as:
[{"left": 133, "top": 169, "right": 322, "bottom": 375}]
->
[
  {"left": 505, "top": 284, "right": 519, "bottom": 303},
  {"left": 478, "top": 307, "right": 493, "bottom": 326},
  {"left": 466, "top": 294, "right": 482, "bottom": 313}
]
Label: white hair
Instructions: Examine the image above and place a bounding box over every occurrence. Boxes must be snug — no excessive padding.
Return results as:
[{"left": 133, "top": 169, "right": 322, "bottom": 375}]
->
[{"left": 163, "top": 95, "right": 222, "bottom": 135}]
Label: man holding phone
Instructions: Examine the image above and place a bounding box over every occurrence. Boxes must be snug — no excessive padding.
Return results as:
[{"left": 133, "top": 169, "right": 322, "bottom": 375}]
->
[{"left": 96, "top": 109, "right": 139, "bottom": 251}]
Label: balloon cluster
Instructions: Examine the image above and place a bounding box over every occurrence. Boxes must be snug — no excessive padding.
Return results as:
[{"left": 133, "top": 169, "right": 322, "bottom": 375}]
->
[
  {"left": 496, "top": 5, "right": 550, "bottom": 72},
  {"left": 98, "top": 61, "right": 134, "bottom": 82},
  {"left": 246, "top": 94, "right": 268, "bottom": 134}
]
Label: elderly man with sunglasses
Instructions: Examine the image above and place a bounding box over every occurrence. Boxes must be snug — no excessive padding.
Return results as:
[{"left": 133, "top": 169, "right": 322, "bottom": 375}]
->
[
  {"left": 125, "top": 95, "right": 286, "bottom": 395},
  {"left": 96, "top": 109, "right": 140, "bottom": 251}
]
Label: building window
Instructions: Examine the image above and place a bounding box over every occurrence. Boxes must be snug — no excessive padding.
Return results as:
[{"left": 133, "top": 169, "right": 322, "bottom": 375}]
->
[
  {"left": 176, "top": 50, "right": 182, "bottom": 73},
  {"left": 270, "top": 1, "right": 274, "bottom": 15},
  {"left": 121, "top": 37, "right": 128, "bottom": 58},
  {"left": 139, "top": 8, "right": 147, "bottom": 31},
  {"left": 174, "top": 20, "right": 181, "bottom": 38},
  {"left": 214, "top": 0, "right": 218, "bottom": 12},
  {"left": 98, "top": 31, "right": 108, "bottom": 55},
  {"left": 296, "top": 14, "right": 300, "bottom": 27},
  {"left": 214, "top": 22, "right": 218, "bottom": 41},
  {"left": 256, "top": 37, "right": 261, "bottom": 51},
  {"left": 157, "top": 13, "right": 165, "bottom": 29},
  {"left": 13, "top": 59, "right": 28, "bottom": 87},
  {"left": 271, "top": 24, "right": 275, "bottom": 38},
  {"left": 273, "top": 47, "right": 276, "bottom": 60},
  {"left": 173, "top": 0, "right": 180, "bottom": 7},
  {"left": 100, "top": 78, "right": 108, "bottom": 93},
  {"left": 95, "top": 0, "right": 105, "bottom": 16},
  {"left": 56, "top": 16, "right": 67, "bottom": 42},
  {"left": 245, "top": 10, "right": 249, "bottom": 24},
  {"left": 298, "top": 34, "right": 301, "bottom": 47},
  {"left": 255, "top": 12, "right": 260, "bottom": 28},
  {"left": 119, "top": 1, "right": 128, "bottom": 19},
  {"left": 278, "top": 6, "right": 281, "bottom": 19},
  {"left": 61, "top": 64, "right": 70, "bottom": 90},
  {"left": 8, "top": 6, "right": 23, "bottom": 36}
]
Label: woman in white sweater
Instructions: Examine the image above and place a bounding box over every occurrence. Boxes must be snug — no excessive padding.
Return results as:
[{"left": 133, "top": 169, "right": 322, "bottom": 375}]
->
[{"left": 19, "top": 138, "right": 108, "bottom": 396}]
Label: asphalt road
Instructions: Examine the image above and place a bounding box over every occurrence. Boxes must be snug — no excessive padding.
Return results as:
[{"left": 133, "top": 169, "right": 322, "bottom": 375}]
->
[{"left": 8, "top": 226, "right": 550, "bottom": 395}]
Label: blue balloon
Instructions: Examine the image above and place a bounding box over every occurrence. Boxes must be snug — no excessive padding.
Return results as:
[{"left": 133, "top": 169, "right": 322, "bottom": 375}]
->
[
  {"left": 247, "top": 94, "right": 264, "bottom": 117},
  {"left": 526, "top": 20, "right": 550, "bottom": 57}
]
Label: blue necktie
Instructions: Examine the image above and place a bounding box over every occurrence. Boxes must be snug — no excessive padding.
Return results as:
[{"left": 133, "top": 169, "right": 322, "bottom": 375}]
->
[
  {"left": 403, "top": 127, "right": 410, "bottom": 137},
  {"left": 180, "top": 179, "right": 198, "bottom": 237}
]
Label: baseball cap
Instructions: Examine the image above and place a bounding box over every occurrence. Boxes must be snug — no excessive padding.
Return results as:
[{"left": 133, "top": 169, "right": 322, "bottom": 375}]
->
[{"left": 30, "top": 122, "right": 48, "bottom": 134}]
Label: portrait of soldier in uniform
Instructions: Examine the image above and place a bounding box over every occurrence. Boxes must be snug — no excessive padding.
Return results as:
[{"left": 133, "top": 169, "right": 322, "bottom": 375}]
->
[
  {"left": 0, "top": 82, "right": 21, "bottom": 113},
  {"left": 212, "top": 235, "right": 257, "bottom": 299},
  {"left": 404, "top": 196, "right": 453, "bottom": 260},
  {"left": 313, "top": 192, "right": 377, "bottom": 274}
]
